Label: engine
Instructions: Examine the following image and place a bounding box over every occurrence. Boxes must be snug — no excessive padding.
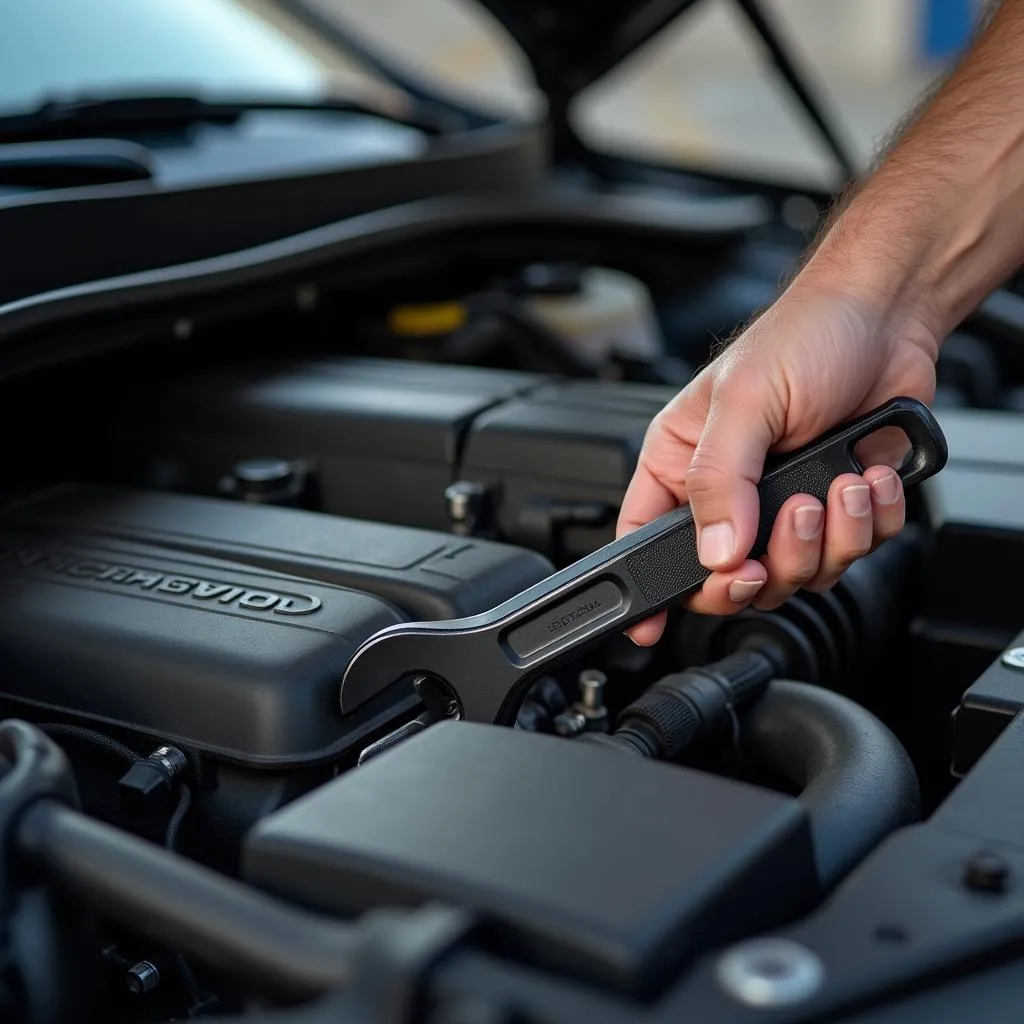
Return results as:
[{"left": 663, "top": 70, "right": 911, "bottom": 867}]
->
[{"left": 1, "top": 254, "right": 1023, "bottom": 1024}]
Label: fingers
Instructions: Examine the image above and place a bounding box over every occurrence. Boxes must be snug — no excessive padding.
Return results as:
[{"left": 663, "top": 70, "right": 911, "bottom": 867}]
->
[
  {"left": 618, "top": 463, "right": 681, "bottom": 646},
  {"left": 685, "top": 381, "right": 777, "bottom": 574},
  {"left": 752, "top": 494, "right": 825, "bottom": 610},
  {"left": 627, "top": 465, "right": 905, "bottom": 643},
  {"left": 627, "top": 610, "right": 668, "bottom": 647},
  {"left": 633, "top": 558, "right": 771, "bottom": 644},
  {"left": 804, "top": 466, "right": 904, "bottom": 593},
  {"left": 616, "top": 461, "right": 680, "bottom": 539},
  {"left": 725, "top": 465, "right": 904, "bottom": 612},
  {"left": 683, "top": 560, "right": 768, "bottom": 617}
]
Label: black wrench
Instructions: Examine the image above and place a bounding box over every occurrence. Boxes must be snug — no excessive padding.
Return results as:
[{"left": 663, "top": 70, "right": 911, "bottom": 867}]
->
[{"left": 339, "top": 397, "right": 947, "bottom": 725}]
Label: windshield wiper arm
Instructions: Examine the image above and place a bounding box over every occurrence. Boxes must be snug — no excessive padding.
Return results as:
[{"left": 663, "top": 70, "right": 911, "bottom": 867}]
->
[
  {"left": 0, "top": 139, "right": 154, "bottom": 187},
  {"left": 0, "top": 92, "right": 460, "bottom": 144}
]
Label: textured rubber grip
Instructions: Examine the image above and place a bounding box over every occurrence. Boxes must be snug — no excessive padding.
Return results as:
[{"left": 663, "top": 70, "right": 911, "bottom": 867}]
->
[{"left": 625, "top": 511, "right": 702, "bottom": 606}]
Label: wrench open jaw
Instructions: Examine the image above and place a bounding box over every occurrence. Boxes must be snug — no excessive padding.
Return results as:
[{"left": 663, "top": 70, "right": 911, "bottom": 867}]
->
[{"left": 339, "top": 397, "right": 948, "bottom": 726}]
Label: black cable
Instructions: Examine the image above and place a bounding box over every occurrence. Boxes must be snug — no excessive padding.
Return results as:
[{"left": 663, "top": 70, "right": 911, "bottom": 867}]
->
[
  {"left": 163, "top": 785, "right": 204, "bottom": 1012},
  {"left": 37, "top": 724, "right": 139, "bottom": 764},
  {"left": 584, "top": 648, "right": 779, "bottom": 760},
  {"left": 164, "top": 785, "right": 191, "bottom": 853},
  {"left": 171, "top": 946, "right": 204, "bottom": 1017},
  {"left": 38, "top": 728, "right": 202, "bottom": 1010}
]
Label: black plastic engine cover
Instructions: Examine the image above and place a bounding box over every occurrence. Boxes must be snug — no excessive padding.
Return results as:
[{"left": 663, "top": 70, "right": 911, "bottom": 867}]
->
[
  {"left": 101, "top": 357, "right": 547, "bottom": 532},
  {"left": 0, "top": 528, "right": 409, "bottom": 766},
  {"left": 458, "top": 379, "right": 677, "bottom": 558},
  {"left": 4, "top": 484, "right": 554, "bottom": 620},
  {"left": 92, "top": 358, "right": 678, "bottom": 561},
  {"left": 243, "top": 721, "right": 815, "bottom": 997}
]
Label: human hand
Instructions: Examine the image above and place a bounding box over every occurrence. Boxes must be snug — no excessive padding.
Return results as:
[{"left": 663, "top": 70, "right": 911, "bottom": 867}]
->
[{"left": 617, "top": 280, "right": 940, "bottom": 645}]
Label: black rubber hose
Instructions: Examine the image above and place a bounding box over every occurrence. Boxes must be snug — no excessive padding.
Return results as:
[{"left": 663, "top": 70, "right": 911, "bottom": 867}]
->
[
  {"left": 16, "top": 799, "right": 356, "bottom": 1003},
  {"left": 740, "top": 680, "right": 920, "bottom": 889},
  {"left": 583, "top": 648, "right": 780, "bottom": 759}
]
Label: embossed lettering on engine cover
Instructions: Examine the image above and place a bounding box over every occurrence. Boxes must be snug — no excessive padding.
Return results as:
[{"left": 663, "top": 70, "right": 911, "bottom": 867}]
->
[{"left": 0, "top": 544, "right": 323, "bottom": 616}]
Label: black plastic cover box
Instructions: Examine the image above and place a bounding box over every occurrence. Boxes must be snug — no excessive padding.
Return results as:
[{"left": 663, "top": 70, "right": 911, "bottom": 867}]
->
[
  {"left": 0, "top": 528, "right": 409, "bottom": 766},
  {"left": 912, "top": 409, "right": 1024, "bottom": 692},
  {"left": 952, "top": 629, "right": 1024, "bottom": 774},
  {"left": 5, "top": 484, "right": 554, "bottom": 620},
  {"left": 909, "top": 409, "right": 1024, "bottom": 778},
  {"left": 244, "top": 721, "right": 814, "bottom": 997},
  {"left": 458, "top": 379, "right": 677, "bottom": 558},
  {"left": 105, "top": 357, "right": 547, "bottom": 531}
]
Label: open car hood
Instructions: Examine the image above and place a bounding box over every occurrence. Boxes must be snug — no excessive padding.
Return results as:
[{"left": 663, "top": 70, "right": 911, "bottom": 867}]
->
[
  {"left": 281, "top": 0, "right": 855, "bottom": 179},
  {"left": 471, "top": 0, "right": 701, "bottom": 102}
]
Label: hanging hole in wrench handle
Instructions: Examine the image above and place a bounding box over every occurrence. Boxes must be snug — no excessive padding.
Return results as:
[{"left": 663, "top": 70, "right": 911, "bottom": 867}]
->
[{"left": 630, "top": 396, "right": 946, "bottom": 605}]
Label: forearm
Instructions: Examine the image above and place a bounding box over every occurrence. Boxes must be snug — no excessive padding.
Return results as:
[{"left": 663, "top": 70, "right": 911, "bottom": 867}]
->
[{"left": 801, "top": 0, "right": 1024, "bottom": 340}]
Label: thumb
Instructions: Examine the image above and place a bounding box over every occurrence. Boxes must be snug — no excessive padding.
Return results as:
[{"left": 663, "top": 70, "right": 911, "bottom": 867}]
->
[{"left": 686, "top": 382, "right": 777, "bottom": 571}]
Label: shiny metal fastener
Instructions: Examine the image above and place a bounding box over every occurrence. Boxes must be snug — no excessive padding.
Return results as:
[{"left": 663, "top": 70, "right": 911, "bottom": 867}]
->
[
  {"left": 578, "top": 669, "right": 607, "bottom": 711},
  {"left": 716, "top": 938, "right": 824, "bottom": 1007},
  {"left": 150, "top": 745, "right": 188, "bottom": 779},
  {"left": 1002, "top": 648, "right": 1024, "bottom": 671},
  {"left": 125, "top": 961, "right": 160, "bottom": 996}
]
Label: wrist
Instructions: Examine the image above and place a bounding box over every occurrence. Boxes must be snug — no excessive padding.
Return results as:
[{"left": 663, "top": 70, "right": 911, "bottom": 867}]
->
[
  {"left": 799, "top": 185, "right": 948, "bottom": 347},
  {"left": 785, "top": 211, "right": 944, "bottom": 365}
]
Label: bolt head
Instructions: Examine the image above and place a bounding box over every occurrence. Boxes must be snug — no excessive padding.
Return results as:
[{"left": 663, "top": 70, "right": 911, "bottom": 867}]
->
[
  {"left": 716, "top": 938, "right": 824, "bottom": 1007},
  {"left": 1002, "top": 647, "right": 1024, "bottom": 671},
  {"left": 963, "top": 850, "right": 1012, "bottom": 892},
  {"left": 553, "top": 710, "right": 587, "bottom": 737}
]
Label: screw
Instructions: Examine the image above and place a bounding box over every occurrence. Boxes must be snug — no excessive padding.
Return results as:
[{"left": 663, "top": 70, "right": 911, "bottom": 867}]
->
[
  {"left": 1003, "top": 648, "right": 1024, "bottom": 671},
  {"left": 578, "top": 669, "right": 607, "bottom": 711},
  {"left": 444, "top": 481, "right": 491, "bottom": 536},
  {"left": 125, "top": 961, "right": 160, "bottom": 996},
  {"left": 963, "top": 850, "right": 1012, "bottom": 892},
  {"left": 171, "top": 317, "right": 193, "bottom": 340},
  {"left": 716, "top": 938, "right": 824, "bottom": 1007},
  {"left": 553, "top": 710, "right": 587, "bottom": 738}
]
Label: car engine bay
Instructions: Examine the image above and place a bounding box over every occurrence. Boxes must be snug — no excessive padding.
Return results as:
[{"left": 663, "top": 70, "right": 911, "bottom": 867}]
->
[{"left": 2, "top": 198, "right": 1024, "bottom": 1023}]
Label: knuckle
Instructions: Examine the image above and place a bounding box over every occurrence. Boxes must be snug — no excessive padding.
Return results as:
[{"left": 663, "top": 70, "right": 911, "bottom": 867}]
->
[
  {"left": 846, "top": 538, "right": 874, "bottom": 563},
  {"left": 684, "top": 448, "right": 730, "bottom": 495},
  {"left": 786, "top": 563, "right": 820, "bottom": 588},
  {"left": 831, "top": 537, "right": 872, "bottom": 569}
]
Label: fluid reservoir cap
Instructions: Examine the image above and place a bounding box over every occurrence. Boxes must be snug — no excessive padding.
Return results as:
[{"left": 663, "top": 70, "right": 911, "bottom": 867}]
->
[
  {"left": 234, "top": 457, "right": 296, "bottom": 494},
  {"left": 387, "top": 301, "right": 467, "bottom": 337},
  {"left": 221, "top": 457, "right": 308, "bottom": 505},
  {"left": 519, "top": 262, "right": 583, "bottom": 296}
]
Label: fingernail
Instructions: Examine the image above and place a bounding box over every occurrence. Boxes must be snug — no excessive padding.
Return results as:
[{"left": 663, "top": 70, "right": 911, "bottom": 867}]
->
[
  {"left": 871, "top": 472, "right": 899, "bottom": 505},
  {"left": 728, "top": 579, "right": 765, "bottom": 603},
  {"left": 698, "top": 522, "right": 736, "bottom": 568},
  {"left": 793, "top": 504, "right": 824, "bottom": 541},
  {"left": 841, "top": 484, "right": 871, "bottom": 517}
]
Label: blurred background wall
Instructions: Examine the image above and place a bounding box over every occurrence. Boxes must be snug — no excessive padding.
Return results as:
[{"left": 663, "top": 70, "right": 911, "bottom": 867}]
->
[{"left": 316, "top": 0, "right": 987, "bottom": 188}]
